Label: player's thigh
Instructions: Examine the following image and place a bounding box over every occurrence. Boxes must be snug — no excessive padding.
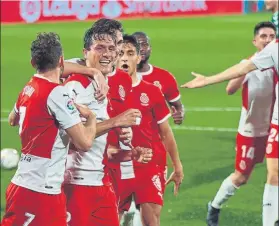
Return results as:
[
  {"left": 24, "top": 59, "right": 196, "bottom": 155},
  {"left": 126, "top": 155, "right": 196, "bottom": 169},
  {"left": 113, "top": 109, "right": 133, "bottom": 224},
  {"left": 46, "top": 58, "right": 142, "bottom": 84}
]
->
[
  {"left": 118, "top": 178, "right": 136, "bottom": 212},
  {"left": 235, "top": 134, "right": 266, "bottom": 175},
  {"left": 89, "top": 185, "right": 119, "bottom": 226},
  {"left": 140, "top": 203, "right": 162, "bottom": 226},
  {"left": 135, "top": 166, "right": 164, "bottom": 207},
  {"left": 64, "top": 184, "right": 92, "bottom": 226},
  {"left": 2, "top": 184, "right": 66, "bottom": 226}
]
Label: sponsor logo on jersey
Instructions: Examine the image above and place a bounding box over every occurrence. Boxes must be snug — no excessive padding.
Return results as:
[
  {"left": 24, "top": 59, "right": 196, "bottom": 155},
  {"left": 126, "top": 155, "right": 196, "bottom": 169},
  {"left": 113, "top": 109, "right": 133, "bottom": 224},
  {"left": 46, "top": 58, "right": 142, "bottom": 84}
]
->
[
  {"left": 140, "top": 93, "right": 149, "bottom": 106},
  {"left": 152, "top": 174, "right": 162, "bottom": 192},
  {"left": 66, "top": 99, "right": 75, "bottom": 111},
  {"left": 119, "top": 85, "right": 125, "bottom": 100},
  {"left": 153, "top": 81, "right": 162, "bottom": 90}
]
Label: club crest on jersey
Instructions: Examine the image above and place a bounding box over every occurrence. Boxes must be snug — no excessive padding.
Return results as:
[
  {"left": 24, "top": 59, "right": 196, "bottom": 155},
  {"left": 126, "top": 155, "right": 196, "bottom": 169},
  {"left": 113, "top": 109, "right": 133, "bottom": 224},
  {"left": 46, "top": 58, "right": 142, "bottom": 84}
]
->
[
  {"left": 239, "top": 160, "right": 246, "bottom": 170},
  {"left": 140, "top": 93, "right": 149, "bottom": 106},
  {"left": 153, "top": 81, "right": 162, "bottom": 90},
  {"left": 152, "top": 175, "right": 162, "bottom": 192},
  {"left": 119, "top": 85, "right": 125, "bottom": 100}
]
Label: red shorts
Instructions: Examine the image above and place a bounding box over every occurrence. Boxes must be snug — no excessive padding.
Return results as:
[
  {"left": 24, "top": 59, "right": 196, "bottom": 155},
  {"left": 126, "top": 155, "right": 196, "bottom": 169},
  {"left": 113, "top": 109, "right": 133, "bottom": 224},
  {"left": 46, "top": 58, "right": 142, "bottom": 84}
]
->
[
  {"left": 113, "top": 165, "right": 164, "bottom": 212},
  {"left": 235, "top": 133, "right": 268, "bottom": 175},
  {"left": 64, "top": 184, "right": 119, "bottom": 226},
  {"left": 266, "top": 124, "right": 279, "bottom": 159},
  {"left": 1, "top": 183, "right": 67, "bottom": 226}
]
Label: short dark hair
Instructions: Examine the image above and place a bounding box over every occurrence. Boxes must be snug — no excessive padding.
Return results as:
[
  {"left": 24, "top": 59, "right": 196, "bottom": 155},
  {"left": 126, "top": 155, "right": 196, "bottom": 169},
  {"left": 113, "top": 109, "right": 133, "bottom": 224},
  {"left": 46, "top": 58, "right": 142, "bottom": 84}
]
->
[
  {"left": 31, "top": 32, "right": 62, "bottom": 72},
  {"left": 123, "top": 35, "right": 140, "bottom": 54},
  {"left": 254, "top": 21, "right": 276, "bottom": 36},
  {"left": 83, "top": 26, "right": 116, "bottom": 50},
  {"left": 93, "top": 18, "right": 124, "bottom": 34}
]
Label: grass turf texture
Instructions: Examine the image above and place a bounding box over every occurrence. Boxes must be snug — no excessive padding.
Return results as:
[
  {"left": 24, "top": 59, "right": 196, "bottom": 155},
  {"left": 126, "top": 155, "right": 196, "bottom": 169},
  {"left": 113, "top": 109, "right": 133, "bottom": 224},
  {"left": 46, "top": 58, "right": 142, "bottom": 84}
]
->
[{"left": 1, "top": 13, "right": 270, "bottom": 225}]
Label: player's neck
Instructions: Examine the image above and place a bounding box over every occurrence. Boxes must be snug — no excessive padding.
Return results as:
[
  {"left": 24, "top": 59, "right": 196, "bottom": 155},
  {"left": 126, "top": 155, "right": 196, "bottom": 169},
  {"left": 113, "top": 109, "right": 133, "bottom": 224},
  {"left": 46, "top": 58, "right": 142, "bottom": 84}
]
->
[
  {"left": 37, "top": 69, "right": 61, "bottom": 84},
  {"left": 137, "top": 62, "right": 150, "bottom": 73},
  {"left": 131, "top": 71, "right": 139, "bottom": 85},
  {"left": 272, "top": 7, "right": 278, "bottom": 13}
]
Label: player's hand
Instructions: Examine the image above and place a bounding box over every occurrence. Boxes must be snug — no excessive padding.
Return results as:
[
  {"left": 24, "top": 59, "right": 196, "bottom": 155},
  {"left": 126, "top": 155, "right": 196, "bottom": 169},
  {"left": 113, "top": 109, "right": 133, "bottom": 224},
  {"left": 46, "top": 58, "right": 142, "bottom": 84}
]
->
[
  {"left": 107, "top": 145, "right": 120, "bottom": 160},
  {"left": 75, "top": 103, "right": 96, "bottom": 120},
  {"left": 90, "top": 68, "right": 109, "bottom": 102},
  {"left": 181, "top": 72, "right": 207, "bottom": 88},
  {"left": 114, "top": 109, "right": 142, "bottom": 127},
  {"left": 166, "top": 164, "right": 184, "bottom": 196},
  {"left": 132, "top": 147, "right": 153, "bottom": 163},
  {"left": 171, "top": 106, "right": 185, "bottom": 125},
  {"left": 119, "top": 127, "right": 133, "bottom": 145}
]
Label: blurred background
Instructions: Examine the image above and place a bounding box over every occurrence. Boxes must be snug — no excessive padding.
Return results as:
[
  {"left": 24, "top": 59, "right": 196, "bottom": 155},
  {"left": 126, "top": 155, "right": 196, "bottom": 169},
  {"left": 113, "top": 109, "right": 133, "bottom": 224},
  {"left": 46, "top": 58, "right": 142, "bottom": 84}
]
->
[{"left": 0, "top": 1, "right": 272, "bottom": 225}]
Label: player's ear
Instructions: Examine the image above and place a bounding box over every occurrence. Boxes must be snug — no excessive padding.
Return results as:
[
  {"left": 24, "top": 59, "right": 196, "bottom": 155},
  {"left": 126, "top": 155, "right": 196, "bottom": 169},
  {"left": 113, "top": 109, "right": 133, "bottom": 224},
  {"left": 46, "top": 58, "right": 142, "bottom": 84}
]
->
[
  {"left": 252, "top": 38, "right": 256, "bottom": 47},
  {"left": 59, "top": 56, "right": 64, "bottom": 68},
  {"left": 30, "top": 58, "right": 36, "bottom": 68},
  {"left": 83, "top": 48, "right": 88, "bottom": 60},
  {"left": 137, "top": 55, "right": 142, "bottom": 64}
]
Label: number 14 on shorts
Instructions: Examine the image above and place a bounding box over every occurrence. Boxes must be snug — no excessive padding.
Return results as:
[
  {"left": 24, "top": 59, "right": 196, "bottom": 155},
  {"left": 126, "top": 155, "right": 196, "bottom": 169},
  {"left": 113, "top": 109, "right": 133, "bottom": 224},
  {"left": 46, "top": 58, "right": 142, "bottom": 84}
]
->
[{"left": 241, "top": 145, "right": 255, "bottom": 159}]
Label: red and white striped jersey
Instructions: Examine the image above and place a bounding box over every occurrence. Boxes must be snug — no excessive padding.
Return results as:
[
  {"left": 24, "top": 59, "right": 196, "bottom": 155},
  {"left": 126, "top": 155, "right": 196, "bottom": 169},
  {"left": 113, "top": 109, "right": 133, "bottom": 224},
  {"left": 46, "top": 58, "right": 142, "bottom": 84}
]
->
[
  {"left": 238, "top": 58, "right": 276, "bottom": 137},
  {"left": 63, "top": 74, "right": 110, "bottom": 186},
  {"left": 12, "top": 74, "right": 81, "bottom": 194}
]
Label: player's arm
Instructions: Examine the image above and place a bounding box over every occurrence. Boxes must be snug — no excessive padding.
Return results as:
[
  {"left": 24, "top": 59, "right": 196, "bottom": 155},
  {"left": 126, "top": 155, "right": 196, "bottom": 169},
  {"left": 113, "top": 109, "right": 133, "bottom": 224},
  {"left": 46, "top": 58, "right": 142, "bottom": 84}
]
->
[
  {"left": 181, "top": 42, "right": 276, "bottom": 88},
  {"left": 47, "top": 86, "right": 96, "bottom": 151},
  {"left": 226, "top": 76, "right": 246, "bottom": 95},
  {"left": 8, "top": 108, "right": 19, "bottom": 126},
  {"left": 158, "top": 120, "right": 184, "bottom": 195},
  {"left": 63, "top": 61, "right": 108, "bottom": 101},
  {"left": 165, "top": 72, "right": 185, "bottom": 124},
  {"left": 95, "top": 109, "right": 141, "bottom": 137}
]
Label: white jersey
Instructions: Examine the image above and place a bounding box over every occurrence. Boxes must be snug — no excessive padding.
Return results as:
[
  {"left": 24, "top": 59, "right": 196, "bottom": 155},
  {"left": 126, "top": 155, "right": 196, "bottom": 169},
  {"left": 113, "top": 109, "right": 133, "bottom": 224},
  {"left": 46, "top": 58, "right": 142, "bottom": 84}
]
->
[
  {"left": 251, "top": 39, "right": 278, "bottom": 73},
  {"left": 238, "top": 62, "right": 276, "bottom": 137},
  {"left": 12, "top": 74, "right": 81, "bottom": 194},
  {"left": 63, "top": 74, "right": 109, "bottom": 186},
  {"left": 251, "top": 40, "right": 279, "bottom": 126}
]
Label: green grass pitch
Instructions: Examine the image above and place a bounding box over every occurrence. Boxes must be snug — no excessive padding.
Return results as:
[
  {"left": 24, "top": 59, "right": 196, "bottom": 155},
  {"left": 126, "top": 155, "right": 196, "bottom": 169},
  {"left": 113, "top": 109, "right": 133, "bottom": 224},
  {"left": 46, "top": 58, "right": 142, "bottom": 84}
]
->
[{"left": 1, "top": 13, "right": 270, "bottom": 225}]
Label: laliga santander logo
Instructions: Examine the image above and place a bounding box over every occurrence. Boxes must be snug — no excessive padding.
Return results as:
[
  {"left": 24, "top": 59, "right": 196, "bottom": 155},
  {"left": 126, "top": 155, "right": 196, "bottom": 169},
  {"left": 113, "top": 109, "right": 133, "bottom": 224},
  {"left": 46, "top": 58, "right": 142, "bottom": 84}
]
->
[
  {"left": 19, "top": 0, "right": 123, "bottom": 23},
  {"left": 20, "top": 0, "right": 41, "bottom": 23}
]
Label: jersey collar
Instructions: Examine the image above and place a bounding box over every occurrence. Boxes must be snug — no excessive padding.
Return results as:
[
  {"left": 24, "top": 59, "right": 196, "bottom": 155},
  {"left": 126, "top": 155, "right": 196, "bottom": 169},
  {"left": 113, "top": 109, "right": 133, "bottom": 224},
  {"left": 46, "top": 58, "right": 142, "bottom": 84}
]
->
[
  {"left": 107, "top": 67, "right": 117, "bottom": 77},
  {"left": 137, "top": 64, "right": 153, "bottom": 76},
  {"left": 33, "top": 74, "right": 53, "bottom": 82}
]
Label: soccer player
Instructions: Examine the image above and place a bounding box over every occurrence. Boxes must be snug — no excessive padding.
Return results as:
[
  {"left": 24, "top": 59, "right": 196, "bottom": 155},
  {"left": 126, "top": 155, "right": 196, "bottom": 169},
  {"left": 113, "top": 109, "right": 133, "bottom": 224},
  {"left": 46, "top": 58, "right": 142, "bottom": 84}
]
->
[
  {"left": 113, "top": 35, "right": 184, "bottom": 226},
  {"left": 206, "top": 22, "right": 277, "bottom": 226},
  {"left": 132, "top": 31, "right": 185, "bottom": 125},
  {"left": 63, "top": 27, "right": 143, "bottom": 226},
  {"left": 181, "top": 29, "right": 278, "bottom": 226},
  {"left": 2, "top": 32, "right": 97, "bottom": 226}
]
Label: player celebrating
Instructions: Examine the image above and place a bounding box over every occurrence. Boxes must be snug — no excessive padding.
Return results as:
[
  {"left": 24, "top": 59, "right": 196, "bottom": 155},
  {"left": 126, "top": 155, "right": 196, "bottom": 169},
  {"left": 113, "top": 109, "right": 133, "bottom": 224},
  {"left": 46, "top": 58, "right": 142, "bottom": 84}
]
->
[
  {"left": 2, "top": 32, "right": 97, "bottom": 226},
  {"left": 181, "top": 27, "right": 278, "bottom": 226},
  {"left": 63, "top": 27, "right": 144, "bottom": 226},
  {"left": 206, "top": 22, "right": 277, "bottom": 226},
  {"left": 133, "top": 31, "right": 185, "bottom": 125},
  {"left": 112, "top": 35, "right": 183, "bottom": 226}
]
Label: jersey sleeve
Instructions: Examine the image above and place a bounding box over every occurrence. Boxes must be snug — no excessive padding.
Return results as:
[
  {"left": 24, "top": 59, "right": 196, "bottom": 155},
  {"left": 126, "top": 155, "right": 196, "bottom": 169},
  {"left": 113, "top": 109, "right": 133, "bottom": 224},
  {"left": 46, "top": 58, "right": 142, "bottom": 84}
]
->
[
  {"left": 152, "top": 86, "right": 171, "bottom": 124},
  {"left": 251, "top": 41, "right": 276, "bottom": 71},
  {"left": 65, "top": 58, "right": 83, "bottom": 64},
  {"left": 47, "top": 86, "right": 81, "bottom": 130},
  {"left": 164, "top": 72, "right": 181, "bottom": 103}
]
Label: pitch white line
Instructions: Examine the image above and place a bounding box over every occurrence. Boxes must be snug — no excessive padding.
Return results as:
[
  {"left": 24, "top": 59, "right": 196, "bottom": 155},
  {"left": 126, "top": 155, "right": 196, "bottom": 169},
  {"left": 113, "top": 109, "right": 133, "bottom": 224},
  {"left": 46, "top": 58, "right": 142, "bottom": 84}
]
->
[
  {"left": 1, "top": 107, "right": 241, "bottom": 114},
  {"left": 172, "top": 125, "right": 237, "bottom": 132}
]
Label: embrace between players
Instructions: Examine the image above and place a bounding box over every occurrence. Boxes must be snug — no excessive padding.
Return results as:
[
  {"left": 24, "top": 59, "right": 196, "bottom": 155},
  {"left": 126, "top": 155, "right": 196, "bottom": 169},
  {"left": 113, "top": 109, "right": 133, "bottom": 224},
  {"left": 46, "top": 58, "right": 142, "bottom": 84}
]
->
[{"left": 1, "top": 19, "right": 185, "bottom": 226}]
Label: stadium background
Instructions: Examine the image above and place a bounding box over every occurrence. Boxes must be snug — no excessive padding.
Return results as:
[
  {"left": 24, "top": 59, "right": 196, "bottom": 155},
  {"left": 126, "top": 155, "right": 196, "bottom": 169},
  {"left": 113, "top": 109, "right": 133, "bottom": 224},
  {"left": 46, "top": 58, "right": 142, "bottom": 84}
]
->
[{"left": 0, "top": 0, "right": 271, "bottom": 225}]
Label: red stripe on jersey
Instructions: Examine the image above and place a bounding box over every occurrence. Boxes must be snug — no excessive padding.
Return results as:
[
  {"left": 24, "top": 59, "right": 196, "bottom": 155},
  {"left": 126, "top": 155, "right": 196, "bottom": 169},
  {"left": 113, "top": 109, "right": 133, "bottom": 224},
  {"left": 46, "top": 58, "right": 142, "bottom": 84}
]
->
[
  {"left": 242, "top": 81, "right": 249, "bottom": 110},
  {"left": 276, "top": 39, "right": 278, "bottom": 43},
  {"left": 65, "top": 74, "right": 91, "bottom": 89}
]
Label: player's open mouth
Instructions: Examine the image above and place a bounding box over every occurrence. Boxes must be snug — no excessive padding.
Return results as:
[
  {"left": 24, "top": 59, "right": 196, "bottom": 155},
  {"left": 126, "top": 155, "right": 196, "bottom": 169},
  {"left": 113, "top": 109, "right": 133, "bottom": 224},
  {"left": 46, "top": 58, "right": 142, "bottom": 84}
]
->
[
  {"left": 121, "top": 64, "right": 129, "bottom": 72},
  {"left": 99, "top": 60, "right": 111, "bottom": 66}
]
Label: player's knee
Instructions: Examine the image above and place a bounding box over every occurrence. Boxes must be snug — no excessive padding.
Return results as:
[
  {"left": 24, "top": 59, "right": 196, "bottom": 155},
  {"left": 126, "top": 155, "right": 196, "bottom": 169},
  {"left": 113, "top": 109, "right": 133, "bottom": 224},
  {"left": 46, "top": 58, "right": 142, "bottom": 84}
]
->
[
  {"left": 267, "top": 170, "right": 279, "bottom": 185},
  {"left": 232, "top": 171, "right": 249, "bottom": 186}
]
